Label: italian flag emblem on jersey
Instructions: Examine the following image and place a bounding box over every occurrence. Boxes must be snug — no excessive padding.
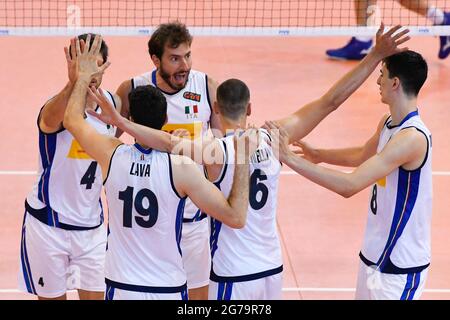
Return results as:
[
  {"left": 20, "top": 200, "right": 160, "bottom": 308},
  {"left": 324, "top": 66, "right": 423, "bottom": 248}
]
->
[{"left": 185, "top": 105, "right": 198, "bottom": 114}]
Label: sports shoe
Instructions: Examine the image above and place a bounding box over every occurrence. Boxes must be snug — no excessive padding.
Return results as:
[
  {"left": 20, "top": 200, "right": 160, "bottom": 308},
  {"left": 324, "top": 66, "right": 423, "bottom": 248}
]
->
[{"left": 326, "top": 37, "right": 373, "bottom": 60}]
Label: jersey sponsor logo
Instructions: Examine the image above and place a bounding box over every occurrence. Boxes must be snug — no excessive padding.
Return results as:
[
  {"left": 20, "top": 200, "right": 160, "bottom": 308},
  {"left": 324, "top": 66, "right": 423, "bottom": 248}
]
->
[
  {"left": 67, "top": 139, "right": 92, "bottom": 159},
  {"left": 377, "top": 176, "right": 386, "bottom": 187},
  {"left": 183, "top": 91, "right": 201, "bottom": 102},
  {"left": 162, "top": 122, "right": 202, "bottom": 140}
]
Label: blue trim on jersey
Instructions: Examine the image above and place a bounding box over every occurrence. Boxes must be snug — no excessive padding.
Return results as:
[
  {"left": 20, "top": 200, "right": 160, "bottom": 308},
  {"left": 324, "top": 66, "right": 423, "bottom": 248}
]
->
[
  {"left": 183, "top": 209, "right": 207, "bottom": 223},
  {"left": 167, "top": 153, "right": 185, "bottom": 199},
  {"left": 400, "top": 272, "right": 420, "bottom": 300},
  {"left": 99, "top": 199, "right": 104, "bottom": 225},
  {"left": 376, "top": 169, "right": 421, "bottom": 272},
  {"left": 106, "top": 223, "right": 110, "bottom": 251},
  {"left": 133, "top": 143, "right": 152, "bottom": 154},
  {"left": 105, "top": 283, "right": 115, "bottom": 300},
  {"left": 37, "top": 132, "right": 57, "bottom": 207},
  {"left": 205, "top": 74, "right": 212, "bottom": 112},
  {"left": 214, "top": 140, "right": 228, "bottom": 187},
  {"left": 176, "top": 198, "right": 186, "bottom": 256},
  {"left": 105, "top": 278, "right": 188, "bottom": 294},
  {"left": 210, "top": 265, "right": 284, "bottom": 283},
  {"left": 151, "top": 69, "right": 157, "bottom": 86},
  {"left": 181, "top": 288, "right": 189, "bottom": 300},
  {"left": 20, "top": 212, "right": 37, "bottom": 295},
  {"left": 25, "top": 200, "right": 103, "bottom": 231},
  {"left": 210, "top": 218, "right": 223, "bottom": 259},
  {"left": 359, "top": 252, "right": 429, "bottom": 274},
  {"left": 387, "top": 110, "right": 419, "bottom": 129},
  {"left": 217, "top": 282, "right": 233, "bottom": 300},
  {"left": 106, "top": 90, "right": 117, "bottom": 109}
]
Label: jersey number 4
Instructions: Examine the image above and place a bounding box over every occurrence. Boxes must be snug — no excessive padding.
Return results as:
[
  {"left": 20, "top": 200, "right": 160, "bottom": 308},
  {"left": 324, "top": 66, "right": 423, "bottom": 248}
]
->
[
  {"left": 119, "top": 186, "right": 159, "bottom": 228},
  {"left": 250, "top": 169, "right": 269, "bottom": 210},
  {"left": 80, "top": 161, "right": 98, "bottom": 190}
]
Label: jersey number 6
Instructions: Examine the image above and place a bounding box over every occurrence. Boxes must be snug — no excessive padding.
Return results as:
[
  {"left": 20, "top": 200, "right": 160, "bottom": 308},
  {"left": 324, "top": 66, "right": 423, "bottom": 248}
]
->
[{"left": 249, "top": 169, "right": 269, "bottom": 211}]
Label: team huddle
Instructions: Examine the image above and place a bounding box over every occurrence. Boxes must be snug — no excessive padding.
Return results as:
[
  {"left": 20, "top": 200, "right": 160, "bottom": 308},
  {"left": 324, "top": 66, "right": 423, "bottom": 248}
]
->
[{"left": 19, "top": 22, "right": 433, "bottom": 300}]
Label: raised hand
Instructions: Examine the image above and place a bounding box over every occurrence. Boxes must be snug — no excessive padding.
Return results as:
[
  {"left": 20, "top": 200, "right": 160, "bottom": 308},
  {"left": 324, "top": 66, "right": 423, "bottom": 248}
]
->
[
  {"left": 86, "top": 86, "right": 121, "bottom": 126},
  {"left": 76, "top": 34, "right": 111, "bottom": 81},
  {"left": 372, "top": 22, "right": 410, "bottom": 59},
  {"left": 64, "top": 37, "right": 84, "bottom": 84},
  {"left": 264, "top": 120, "right": 292, "bottom": 163}
]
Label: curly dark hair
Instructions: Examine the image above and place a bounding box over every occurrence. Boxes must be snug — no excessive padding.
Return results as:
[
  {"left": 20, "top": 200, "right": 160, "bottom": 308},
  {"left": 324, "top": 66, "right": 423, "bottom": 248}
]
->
[{"left": 148, "top": 21, "right": 193, "bottom": 59}]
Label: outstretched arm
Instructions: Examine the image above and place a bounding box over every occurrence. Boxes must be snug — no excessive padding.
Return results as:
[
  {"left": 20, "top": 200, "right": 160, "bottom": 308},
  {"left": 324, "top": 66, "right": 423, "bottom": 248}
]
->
[
  {"left": 63, "top": 34, "right": 121, "bottom": 178},
  {"left": 87, "top": 92, "right": 215, "bottom": 164},
  {"left": 269, "top": 23, "right": 410, "bottom": 143},
  {"left": 39, "top": 37, "right": 81, "bottom": 133},
  {"left": 291, "top": 114, "right": 389, "bottom": 167},
  {"left": 267, "top": 121, "right": 427, "bottom": 198}
]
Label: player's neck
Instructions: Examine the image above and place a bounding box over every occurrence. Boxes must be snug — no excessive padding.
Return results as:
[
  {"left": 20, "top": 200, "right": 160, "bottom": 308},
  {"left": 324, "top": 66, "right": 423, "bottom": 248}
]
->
[
  {"left": 135, "top": 140, "right": 151, "bottom": 150},
  {"left": 389, "top": 97, "right": 418, "bottom": 126},
  {"left": 220, "top": 117, "right": 247, "bottom": 137}
]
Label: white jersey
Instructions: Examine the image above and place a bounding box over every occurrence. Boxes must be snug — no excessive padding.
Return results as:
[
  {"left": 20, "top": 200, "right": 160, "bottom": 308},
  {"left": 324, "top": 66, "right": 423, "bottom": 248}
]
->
[
  {"left": 360, "top": 110, "right": 432, "bottom": 274},
  {"left": 132, "top": 69, "right": 211, "bottom": 139},
  {"left": 210, "top": 129, "right": 283, "bottom": 281},
  {"left": 104, "top": 144, "right": 187, "bottom": 292},
  {"left": 26, "top": 92, "right": 117, "bottom": 229},
  {"left": 132, "top": 69, "right": 212, "bottom": 220}
]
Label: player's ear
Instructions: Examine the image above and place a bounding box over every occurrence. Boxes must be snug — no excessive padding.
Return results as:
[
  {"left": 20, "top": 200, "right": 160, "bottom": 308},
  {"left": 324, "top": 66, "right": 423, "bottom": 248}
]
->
[
  {"left": 151, "top": 54, "right": 160, "bottom": 69},
  {"left": 246, "top": 102, "right": 252, "bottom": 116},
  {"left": 392, "top": 77, "right": 401, "bottom": 91},
  {"left": 213, "top": 101, "right": 220, "bottom": 115}
]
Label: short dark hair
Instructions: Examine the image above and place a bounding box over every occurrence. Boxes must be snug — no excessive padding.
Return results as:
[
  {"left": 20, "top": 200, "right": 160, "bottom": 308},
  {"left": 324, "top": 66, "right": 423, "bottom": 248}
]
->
[
  {"left": 383, "top": 50, "right": 428, "bottom": 97},
  {"left": 128, "top": 85, "right": 167, "bottom": 130},
  {"left": 148, "top": 21, "right": 193, "bottom": 59},
  {"left": 69, "top": 33, "right": 109, "bottom": 63},
  {"left": 216, "top": 79, "right": 250, "bottom": 121}
]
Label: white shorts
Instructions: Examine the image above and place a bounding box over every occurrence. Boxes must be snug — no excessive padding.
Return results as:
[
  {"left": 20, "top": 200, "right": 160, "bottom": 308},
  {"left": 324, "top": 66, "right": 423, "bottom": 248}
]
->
[
  {"left": 18, "top": 212, "right": 107, "bottom": 298},
  {"left": 355, "top": 261, "right": 428, "bottom": 300},
  {"left": 105, "top": 283, "right": 188, "bottom": 300},
  {"left": 209, "top": 273, "right": 283, "bottom": 300},
  {"left": 181, "top": 217, "right": 211, "bottom": 289}
]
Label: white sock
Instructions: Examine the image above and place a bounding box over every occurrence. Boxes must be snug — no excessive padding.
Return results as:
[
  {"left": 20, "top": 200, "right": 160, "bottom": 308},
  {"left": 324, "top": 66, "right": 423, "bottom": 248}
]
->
[
  {"left": 355, "top": 36, "right": 372, "bottom": 42},
  {"left": 427, "top": 6, "right": 445, "bottom": 25}
]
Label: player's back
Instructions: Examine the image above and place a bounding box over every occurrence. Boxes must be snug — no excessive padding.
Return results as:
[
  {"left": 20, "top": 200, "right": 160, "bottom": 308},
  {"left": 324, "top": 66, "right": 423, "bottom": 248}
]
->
[
  {"left": 104, "top": 143, "right": 187, "bottom": 290},
  {"left": 26, "top": 93, "right": 117, "bottom": 229},
  {"left": 210, "top": 129, "right": 283, "bottom": 280}
]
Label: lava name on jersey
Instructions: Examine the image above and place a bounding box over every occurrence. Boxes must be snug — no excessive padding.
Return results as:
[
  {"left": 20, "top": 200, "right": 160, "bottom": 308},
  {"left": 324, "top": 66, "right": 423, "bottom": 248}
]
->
[{"left": 129, "top": 162, "right": 151, "bottom": 177}]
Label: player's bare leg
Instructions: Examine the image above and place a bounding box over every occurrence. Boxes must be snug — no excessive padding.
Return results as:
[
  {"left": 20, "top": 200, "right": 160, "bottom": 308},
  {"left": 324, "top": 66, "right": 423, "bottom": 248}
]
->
[
  {"left": 188, "top": 285, "right": 208, "bottom": 300},
  {"left": 38, "top": 294, "right": 67, "bottom": 300},
  {"left": 78, "top": 289, "right": 104, "bottom": 300}
]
